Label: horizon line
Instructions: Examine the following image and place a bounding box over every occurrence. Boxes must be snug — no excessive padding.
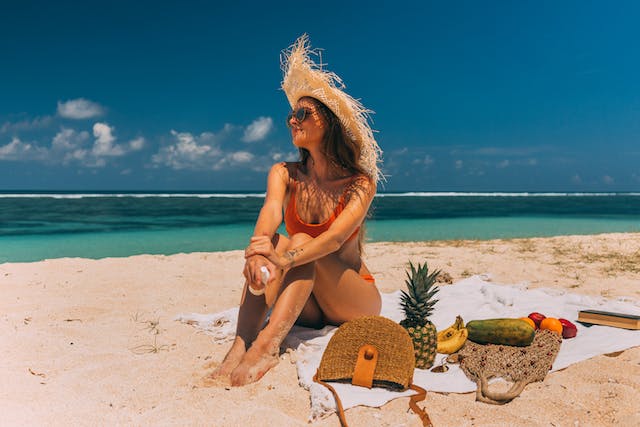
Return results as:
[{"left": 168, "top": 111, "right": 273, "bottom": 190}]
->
[{"left": 1, "top": 190, "right": 640, "bottom": 198}]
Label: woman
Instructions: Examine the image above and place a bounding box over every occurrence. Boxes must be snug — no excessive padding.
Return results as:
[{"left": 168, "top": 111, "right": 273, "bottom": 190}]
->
[{"left": 210, "top": 35, "right": 383, "bottom": 386}]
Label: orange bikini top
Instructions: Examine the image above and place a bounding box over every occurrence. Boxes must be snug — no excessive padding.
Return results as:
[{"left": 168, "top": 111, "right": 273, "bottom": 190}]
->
[{"left": 284, "top": 174, "right": 360, "bottom": 240}]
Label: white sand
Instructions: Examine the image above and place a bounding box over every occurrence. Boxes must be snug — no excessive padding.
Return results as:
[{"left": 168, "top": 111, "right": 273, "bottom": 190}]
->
[{"left": 1, "top": 233, "right": 639, "bottom": 426}]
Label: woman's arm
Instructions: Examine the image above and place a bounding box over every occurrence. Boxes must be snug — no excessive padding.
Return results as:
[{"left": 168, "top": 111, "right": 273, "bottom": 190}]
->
[
  {"left": 244, "top": 163, "right": 289, "bottom": 286},
  {"left": 247, "top": 175, "right": 376, "bottom": 270},
  {"left": 252, "top": 162, "right": 289, "bottom": 237}
]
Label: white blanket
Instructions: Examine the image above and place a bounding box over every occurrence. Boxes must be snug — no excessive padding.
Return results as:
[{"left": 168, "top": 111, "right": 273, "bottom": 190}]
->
[{"left": 177, "top": 276, "right": 640, "bottom": 421}]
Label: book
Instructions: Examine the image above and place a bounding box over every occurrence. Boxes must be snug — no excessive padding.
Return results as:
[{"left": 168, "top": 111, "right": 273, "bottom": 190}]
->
[{"left": 577, "top": 309, "right": 640, "bottom": 330}]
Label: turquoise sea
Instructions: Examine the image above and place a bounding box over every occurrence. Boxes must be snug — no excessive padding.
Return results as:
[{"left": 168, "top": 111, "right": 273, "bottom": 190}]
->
[{"left": 1, "top": 192, "right": 639, "bottom": 263}]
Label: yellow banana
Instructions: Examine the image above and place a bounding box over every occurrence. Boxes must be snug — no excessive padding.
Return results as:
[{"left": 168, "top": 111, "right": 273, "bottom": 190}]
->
[
  {"left": 436, "top": 315, "right": 464, "bottom": 340},
  {"left": 436, "top": 315, "right": 468, "bottom": 354},
  {"left": 436, "top": 328, "right": 468, "bottom": 354}
]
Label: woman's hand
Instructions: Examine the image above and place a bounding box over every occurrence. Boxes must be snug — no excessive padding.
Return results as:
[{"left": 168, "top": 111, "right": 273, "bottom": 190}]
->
[
  {"left": 245, "top": 235, "right": 285, "bottom": 269},
  {"left": 243, "top": 254, "right": 275, "bottom": 292}
]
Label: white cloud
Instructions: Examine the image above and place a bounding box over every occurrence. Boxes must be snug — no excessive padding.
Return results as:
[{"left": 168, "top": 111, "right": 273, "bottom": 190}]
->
[
  {"left": 497, "top": 159, "right": 510, "bottom": 168},
  {"left": 602, "top": 175, "right": 614, "bottom": 185},
  {"left": 151, "top": 130, "right": 220, "bottom": 170},
  {"left": 222, "top": 123, "right": 238, "bottom": 134},
  {"left": 92, "top": 122, "right": 124, "bottom": 156},
  {"left": 51, "top": 128, "right": 91, "bottom": 164},
  {"left": 272, "top": 151, "right": 299, "bottom": 162},
  {"left": 212, "top": 151, "right": 257, "bottom": 171},
  {"left": 151, "top": 123, "right": 282, "bottom": 171},
  {"left": 0, "top": 99, "right": 142, "bottom": 168},
  {"left": 0, "top": 137, "right": 47, "bottom": 161},
  {"left": 571, "top": 174, "right": 582, "bottom": 184},
  {"left": 455, "top": 160, "right": 463, "bottom": 169},
  {"left": 242, "top": 117, "right": 273, "bottom": 142},
  {"left": 229, "top": 151, "right": 254, "bottom": 163},
  {"left": 129, "top": 137, "right": 145, "bottom": 151},
  {"left": 50, "top": 125, "right": 138, "bottom": 167},
  {"left": 93, "top": 122, "right": 115, "bottom": 145},
  {"left": 57, "top": 98, "right": 105, "bottom": 119},
  {"left": 1, "top": 116, "right": 54, "bottom": 133},
  {"left": 52, "top": 128, "right": 90, "bottom": 152}
]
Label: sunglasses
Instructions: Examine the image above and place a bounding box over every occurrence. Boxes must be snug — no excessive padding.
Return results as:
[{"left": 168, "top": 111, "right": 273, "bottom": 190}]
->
[{"left": 286, "top": 107, "right": 313, "bottom": 127}]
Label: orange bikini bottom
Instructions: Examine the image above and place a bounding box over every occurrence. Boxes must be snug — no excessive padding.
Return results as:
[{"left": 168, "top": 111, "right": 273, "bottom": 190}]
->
[{"left": 361, "top": 274, "right": 375, "bottom": 285}]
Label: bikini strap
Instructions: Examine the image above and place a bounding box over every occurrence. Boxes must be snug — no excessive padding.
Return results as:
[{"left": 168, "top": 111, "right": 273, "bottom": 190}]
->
[{"left": 335, "top": 176, "right": 357, "bottom": 211}]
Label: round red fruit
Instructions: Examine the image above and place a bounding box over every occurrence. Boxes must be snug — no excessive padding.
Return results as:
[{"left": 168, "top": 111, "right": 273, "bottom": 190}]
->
[
  {"left": 528, "top": 312, "right": 546, "bottom": 328},
  {"left": 558, "top": 318, "right": 578, "bottom": 339}
]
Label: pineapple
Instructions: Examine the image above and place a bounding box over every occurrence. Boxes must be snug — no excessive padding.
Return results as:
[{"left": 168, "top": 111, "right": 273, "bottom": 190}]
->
[{"left": 399, "top": 261, "right": 440, "bottom": 369}]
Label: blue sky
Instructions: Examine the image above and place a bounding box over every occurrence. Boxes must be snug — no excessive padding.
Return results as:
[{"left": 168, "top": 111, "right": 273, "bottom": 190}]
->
[{"left": 1, "top": 1, "right": 639, "bottom": 192}]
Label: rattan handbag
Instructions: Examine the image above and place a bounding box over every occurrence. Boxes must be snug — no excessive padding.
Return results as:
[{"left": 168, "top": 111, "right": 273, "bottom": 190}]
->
[
  {"left": 313, "top": 316, "right": 433, "bottom": 427},
  {"left": 458, "top": 329, "right": 561, "bottom": 404}
]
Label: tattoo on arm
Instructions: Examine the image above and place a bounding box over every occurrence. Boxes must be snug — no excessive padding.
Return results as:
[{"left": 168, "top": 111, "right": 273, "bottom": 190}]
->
[{"left": 285, "top": 248, "right": 303, "bottom": 269}]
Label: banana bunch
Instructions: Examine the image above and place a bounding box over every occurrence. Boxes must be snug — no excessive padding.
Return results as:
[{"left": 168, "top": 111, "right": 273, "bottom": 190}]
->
[{"left": 436, "top": 315, "right": 469, "bottom": 354}]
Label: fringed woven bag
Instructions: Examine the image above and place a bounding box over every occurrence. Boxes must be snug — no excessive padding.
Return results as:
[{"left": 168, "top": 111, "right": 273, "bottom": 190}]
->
[
  {"left": 458, "top": 329, "right": 561, "bottom": 404},
  {"left": 313, "top": 316, "right": 433, "bottom": 427}
]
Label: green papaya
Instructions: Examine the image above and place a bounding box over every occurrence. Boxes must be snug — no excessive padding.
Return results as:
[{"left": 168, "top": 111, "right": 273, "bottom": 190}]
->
[{"left": 466, "top": 318, "right": 535, "bottom": 346}]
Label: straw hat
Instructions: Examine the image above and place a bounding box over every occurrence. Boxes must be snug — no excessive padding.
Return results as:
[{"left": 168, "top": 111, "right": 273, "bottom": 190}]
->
[{"left": 281, "top": 34, "right": 383, "bottom": 183}]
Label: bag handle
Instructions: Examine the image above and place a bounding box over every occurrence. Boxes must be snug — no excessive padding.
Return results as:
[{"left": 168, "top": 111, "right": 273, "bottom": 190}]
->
[
  {"left": 476, "top": 374, "right": 528, "bottom": 405},
  {"left": 313, "top": 373, "right": 433, "bottom": 427},
  {"left": 408, "top": 383, "right": 434, "bottom": 427},
  {"left": 313, "top": 374, "right": 349, "bottom": 427}
]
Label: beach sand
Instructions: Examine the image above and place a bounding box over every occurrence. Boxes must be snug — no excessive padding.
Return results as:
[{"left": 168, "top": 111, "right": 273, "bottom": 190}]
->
[{"left": 1, "top": 232, "right": 639, "bottom": 426}]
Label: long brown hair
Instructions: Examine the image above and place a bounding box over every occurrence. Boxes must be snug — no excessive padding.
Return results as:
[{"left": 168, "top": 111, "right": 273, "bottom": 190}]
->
[
  {"left": 297, "top": 96, "right": 372, "bottom": 252},
  {"left": 297, "top": 96, "right": 367, "bottom": 176}
]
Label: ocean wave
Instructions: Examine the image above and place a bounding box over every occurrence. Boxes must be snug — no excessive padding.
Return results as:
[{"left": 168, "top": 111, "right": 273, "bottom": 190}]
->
[{"left": 375, "top": 192, "right": 640, "bottom": 197}]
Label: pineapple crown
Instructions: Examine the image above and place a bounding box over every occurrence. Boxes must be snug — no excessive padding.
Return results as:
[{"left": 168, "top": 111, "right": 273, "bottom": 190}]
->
[{"left": 399, "top": 261, "right": 440, "bottom": 326}]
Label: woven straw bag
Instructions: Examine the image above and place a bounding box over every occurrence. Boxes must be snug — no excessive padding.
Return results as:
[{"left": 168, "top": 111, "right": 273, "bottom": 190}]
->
[{"left": 313, "top": 316, "right": 432, "bottom": 427}]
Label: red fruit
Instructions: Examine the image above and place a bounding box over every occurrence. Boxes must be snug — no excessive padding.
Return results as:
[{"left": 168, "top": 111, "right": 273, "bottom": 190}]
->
[
  {"left": 558, "top": 318, "right": 578, "bottom": 339},
  {"left": 528, "top": 312, "right": 546, "bottom": 328}
]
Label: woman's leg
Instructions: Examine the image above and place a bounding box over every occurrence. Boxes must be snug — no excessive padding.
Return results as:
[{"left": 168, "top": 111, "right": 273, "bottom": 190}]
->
[
  {"left": 207, "top": 234, "right": 292, "bottom": 379},
  {"left": 312, "top": 254, "right": 382, "bottom": 325},
  {"left": 229, "top": 233, "right": 317, "bottom": 386},
  {"left": 295, "top": 292, "right": 325, "bottom": 328}
]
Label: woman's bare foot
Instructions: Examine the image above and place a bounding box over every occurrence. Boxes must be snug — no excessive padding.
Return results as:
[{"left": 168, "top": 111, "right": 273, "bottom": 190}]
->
[
  {"left": 229, "top": 340, "right": 280, "bottom": 386},
  {"left": 204, "top": 338, "right": 247, "bottom": 382}
]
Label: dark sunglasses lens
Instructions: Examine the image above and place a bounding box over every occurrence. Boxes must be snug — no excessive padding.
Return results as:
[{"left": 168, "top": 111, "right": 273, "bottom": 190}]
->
[
  {"left": 286, "top": 108, "right": 309, "bottom": 127},
  {"left": 295, "top": 108, "right": 307, "bottom": 122}
]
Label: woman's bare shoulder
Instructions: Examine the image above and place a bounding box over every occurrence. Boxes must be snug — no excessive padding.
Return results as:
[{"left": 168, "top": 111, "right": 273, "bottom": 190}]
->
[
  {"left": 345, "top": 173, "right": 376, "bottom": 203},
  {"left": 268, "top": 162, "right": 302, "bottom": 189},
  {"left": 273, "top": 162, "right": 302, "bottom": 179},
  {"left": 351, "top": 173, "right": 376, "bottom": 191}
]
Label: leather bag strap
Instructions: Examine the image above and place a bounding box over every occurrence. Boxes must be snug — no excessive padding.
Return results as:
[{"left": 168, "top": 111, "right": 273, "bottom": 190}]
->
[
  {"left": 313, "top": 373, "right": 434, "bottom": 427},
  {"left": 408, "top": 383, "right": 434, "bottom": 427},
  {"left": 313, "top": 373, "right": 349, "bottom": 427}
]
